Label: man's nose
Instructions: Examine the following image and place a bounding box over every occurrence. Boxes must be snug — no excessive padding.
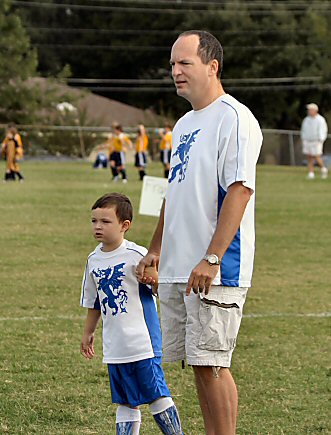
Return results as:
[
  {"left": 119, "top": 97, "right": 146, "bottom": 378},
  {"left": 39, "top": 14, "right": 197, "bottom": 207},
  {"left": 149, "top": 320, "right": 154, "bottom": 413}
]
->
[{"left": 172, "top": 63, "right": 182, "bottom": 78}]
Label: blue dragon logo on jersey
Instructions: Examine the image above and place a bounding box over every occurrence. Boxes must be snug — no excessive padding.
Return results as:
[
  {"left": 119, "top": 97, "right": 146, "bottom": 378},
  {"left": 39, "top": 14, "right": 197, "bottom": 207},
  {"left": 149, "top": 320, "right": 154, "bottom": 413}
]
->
[
  {"left": 168, "top": 129, "right": 201, "bottom": 183},
  {"left": 92, "top": 263, "right": 128, "bottom": 316}
]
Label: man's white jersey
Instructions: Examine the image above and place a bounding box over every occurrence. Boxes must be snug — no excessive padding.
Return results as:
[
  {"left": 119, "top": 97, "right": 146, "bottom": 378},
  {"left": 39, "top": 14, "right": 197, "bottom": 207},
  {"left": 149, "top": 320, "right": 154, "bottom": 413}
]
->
[
  {"left": 300, "top": 114, "right": 328, "bottom": 142},
  {"left": 81, "top": 240, "right": 162, "bottom": 364},
  {"left": 158, "top": 94, "right": 263, "bottom": 288}
]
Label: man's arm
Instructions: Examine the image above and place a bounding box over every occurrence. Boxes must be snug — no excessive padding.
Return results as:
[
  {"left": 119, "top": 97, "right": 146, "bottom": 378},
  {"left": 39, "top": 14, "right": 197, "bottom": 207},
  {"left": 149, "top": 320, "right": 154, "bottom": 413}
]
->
[
  {"left": 186, "top": 182, "right": 252, "bottom": 296},
  {"left": 136, "top": 199, "right": 165, "bottom": 282},
  {"left": 319, "top": 117, "right": 328, "bottom": 142},
  {"left": 80, "top": 308, "right": 101, "bottom": 359}
]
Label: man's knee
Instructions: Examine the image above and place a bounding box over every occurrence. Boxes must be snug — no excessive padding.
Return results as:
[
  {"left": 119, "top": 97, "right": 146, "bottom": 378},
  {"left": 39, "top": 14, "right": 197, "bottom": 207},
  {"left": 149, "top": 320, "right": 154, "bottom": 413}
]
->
[{"left": 193, "top": 365, "right": 231, "bottom": 381}]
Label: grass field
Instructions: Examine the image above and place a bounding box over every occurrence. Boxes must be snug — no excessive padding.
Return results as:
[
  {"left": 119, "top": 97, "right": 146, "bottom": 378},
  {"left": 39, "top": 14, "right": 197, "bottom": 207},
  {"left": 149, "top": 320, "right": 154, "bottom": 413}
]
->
[{"left": 0, "top": 161, "right": 330, "bottom": 435}]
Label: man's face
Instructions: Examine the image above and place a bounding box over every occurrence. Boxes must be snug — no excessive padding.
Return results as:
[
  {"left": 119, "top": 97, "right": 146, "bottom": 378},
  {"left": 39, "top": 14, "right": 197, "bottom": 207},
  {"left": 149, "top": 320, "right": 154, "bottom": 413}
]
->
[
  {"left": 308, "top": 108, "right": 318, "bottom": 117},
  {"left": 170, "top": 35, "right": 214, "bottom": 106}
]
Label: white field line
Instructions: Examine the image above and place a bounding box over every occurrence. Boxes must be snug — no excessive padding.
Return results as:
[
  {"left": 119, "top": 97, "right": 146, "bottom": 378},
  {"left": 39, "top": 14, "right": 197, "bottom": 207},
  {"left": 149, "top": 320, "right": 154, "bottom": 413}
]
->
[{"left": 0, "top": 312, "right": 330, "bottom": 322}]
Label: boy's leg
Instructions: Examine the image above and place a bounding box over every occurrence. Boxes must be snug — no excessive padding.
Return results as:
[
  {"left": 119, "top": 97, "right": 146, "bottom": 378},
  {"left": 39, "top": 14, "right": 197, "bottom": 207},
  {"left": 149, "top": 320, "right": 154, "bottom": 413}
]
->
[
  {"left": 16, "top": 171, "right": 24, "bottom": 181},
  {"left": 116, "top": 405, "right": 141, "bottom": 435},
  {"left": 120, "top": 169, "right": 127, "bottom": 180},
  {"left": 149, "top": 397, "right": 183, "bottom": 435},
  {"left": 110, "top": 164, "right": 119, "bottom": 180},
  {"left": 139, "top": 169, "right": 145, "bottom": 180}
]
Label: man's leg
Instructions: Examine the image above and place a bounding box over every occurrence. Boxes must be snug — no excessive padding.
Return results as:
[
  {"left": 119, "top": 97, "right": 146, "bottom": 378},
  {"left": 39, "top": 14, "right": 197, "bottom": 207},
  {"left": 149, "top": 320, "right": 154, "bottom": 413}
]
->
[
  {"left": 315, "top": 155, "right": 328, "bottom": 178},
  {"left": 307, "top": 155, "right": 315, "bottom": 178},
  {"left": 193, "top": 366, "right": 237, "bottom": 435}
]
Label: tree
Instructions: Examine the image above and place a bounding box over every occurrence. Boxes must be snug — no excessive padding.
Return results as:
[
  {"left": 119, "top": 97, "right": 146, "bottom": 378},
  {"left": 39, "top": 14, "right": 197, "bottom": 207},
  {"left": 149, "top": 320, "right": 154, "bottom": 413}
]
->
[
  {"left": 0, "top": 0, "right": 39, "bottom": 123},
  {"left": 14, "top": 0, "right": 331, "bottom": 129}
]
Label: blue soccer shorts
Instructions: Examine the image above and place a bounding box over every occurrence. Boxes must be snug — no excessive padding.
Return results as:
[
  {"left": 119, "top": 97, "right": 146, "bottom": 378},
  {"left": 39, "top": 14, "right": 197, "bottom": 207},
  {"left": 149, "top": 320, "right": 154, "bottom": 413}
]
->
[{"left": 107, "top": 356, "right": 170, "bottom": 407}]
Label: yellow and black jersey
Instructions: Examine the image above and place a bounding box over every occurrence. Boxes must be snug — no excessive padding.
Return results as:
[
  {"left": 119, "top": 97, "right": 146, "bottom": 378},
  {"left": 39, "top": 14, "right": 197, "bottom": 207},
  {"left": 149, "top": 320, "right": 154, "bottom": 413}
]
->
[
  {"left": 108, "top": 133, "right": 131, "bottom": 153},
  {"left": 135, "top": 134, "right": 148, "bottom": 153},
  {"left": 2, "top": 133, "right": 23, "bottom": 157},
  {"left": 160, "top": 131, "right": 172, "bottom": 151}
]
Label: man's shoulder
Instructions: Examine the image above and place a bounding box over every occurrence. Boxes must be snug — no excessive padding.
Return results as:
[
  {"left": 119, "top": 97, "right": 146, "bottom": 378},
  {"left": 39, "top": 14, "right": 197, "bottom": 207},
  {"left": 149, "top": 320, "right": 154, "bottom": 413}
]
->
[
  {"left": 220, "top": 94, "right": 255, "bottom": 120},
  {"left": 317, "top": 114, "right": 327, "bottom": 122}
]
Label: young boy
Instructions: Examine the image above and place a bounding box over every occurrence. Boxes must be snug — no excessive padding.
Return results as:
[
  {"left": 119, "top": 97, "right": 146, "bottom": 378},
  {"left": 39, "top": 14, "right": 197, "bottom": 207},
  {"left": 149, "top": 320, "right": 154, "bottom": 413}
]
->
[{"left": 80, "top": 193, "right": 183, "bottom": 435}]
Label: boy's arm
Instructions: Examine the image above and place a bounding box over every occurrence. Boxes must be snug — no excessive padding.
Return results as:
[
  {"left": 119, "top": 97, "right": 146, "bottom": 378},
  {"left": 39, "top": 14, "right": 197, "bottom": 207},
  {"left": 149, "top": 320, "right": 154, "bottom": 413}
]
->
[{"left": 80, "top": 308, "right": 101, "bottom": 359}]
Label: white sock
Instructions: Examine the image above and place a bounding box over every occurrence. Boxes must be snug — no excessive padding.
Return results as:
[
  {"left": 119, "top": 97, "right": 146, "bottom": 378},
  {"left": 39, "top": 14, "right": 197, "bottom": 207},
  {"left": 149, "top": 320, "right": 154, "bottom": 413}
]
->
[
  {"left": 116, "top": 405, "right": 141, "bottom": 435},
  {"left": 149, "top": 397, "right": 174, "bottom": 415}
]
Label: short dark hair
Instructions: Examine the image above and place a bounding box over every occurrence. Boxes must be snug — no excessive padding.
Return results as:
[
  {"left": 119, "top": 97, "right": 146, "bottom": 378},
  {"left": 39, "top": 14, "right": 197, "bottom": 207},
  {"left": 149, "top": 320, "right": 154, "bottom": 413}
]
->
[
  {"left": 178, "top": 30, "right": 223, "bottom": 79},
  {"left": 92, "top": 193, "right": 133, "bottom": 222},
  {"left": 112, "top": 122, "right": 123, "bottom": 132}
]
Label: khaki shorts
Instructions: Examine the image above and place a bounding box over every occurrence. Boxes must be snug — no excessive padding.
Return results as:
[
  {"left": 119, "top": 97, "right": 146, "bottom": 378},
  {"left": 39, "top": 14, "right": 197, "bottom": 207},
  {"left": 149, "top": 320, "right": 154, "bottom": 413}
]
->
[{"left": 158, "top": 284, "right": 248, "bottom": 368}]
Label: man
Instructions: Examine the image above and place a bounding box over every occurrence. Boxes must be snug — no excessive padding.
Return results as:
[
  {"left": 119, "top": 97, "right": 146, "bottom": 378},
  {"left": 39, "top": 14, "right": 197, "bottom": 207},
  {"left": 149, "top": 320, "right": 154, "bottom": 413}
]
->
[
  {"left": 301, "top": 103, "right": 328, "bottom": 179},
  {"left": 137, "top": 30, "right": 262, "bottom": 435}
]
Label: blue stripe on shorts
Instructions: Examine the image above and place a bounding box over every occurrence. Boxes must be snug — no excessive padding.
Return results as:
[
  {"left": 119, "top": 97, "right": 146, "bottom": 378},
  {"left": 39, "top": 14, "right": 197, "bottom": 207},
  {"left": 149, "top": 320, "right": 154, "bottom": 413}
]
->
[{"left": 107, "top": 356, "right": 170, "bottom": 406}]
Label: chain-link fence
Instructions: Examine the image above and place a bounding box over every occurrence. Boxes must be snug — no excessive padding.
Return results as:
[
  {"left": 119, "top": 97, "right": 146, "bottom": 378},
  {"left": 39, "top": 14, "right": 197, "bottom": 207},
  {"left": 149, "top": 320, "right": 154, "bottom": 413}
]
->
[
  {"left": 1, "top": 124, "right": 331, "bottom": 166},
  {"left": 259, "top": 129, "right": 331, "bottom": 166}
]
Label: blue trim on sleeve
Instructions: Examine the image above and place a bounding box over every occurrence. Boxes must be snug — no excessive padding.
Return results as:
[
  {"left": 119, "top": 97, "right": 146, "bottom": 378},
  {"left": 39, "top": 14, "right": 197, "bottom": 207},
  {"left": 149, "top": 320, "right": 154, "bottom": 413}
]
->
[
  {"left": 221, "top": 100, "right": 240, "bottom": 181},
  {"left": 126, "top": 248, "right": 145, "bottom": 257},
  {"left": 81, "top": 260, "right": 89, "bottom": 305},
  {"left": 138, "top": 284, "right": 162, "bottom": 357},
  {"left": 218, "top": 185, "right": 241, "bottom": 287}
]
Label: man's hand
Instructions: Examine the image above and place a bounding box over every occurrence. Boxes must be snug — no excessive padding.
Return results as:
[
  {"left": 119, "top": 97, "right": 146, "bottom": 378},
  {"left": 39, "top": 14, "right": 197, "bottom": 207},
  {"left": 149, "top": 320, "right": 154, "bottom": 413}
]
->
[
  {"left": 80, "top": 333, "right": 95, "bottom": 359},
  {"left": 136, "top": 253, "right": 160, "bottom": 286},
  {"left": 186, "top": 260, "right": 219, "bottom": 296}
]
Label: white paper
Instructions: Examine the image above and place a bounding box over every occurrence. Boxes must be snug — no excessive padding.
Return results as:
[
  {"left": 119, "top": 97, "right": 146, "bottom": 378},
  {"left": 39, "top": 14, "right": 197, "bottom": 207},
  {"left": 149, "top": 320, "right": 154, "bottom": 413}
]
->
[{"left": 139, "top": 176, "right": 168, "bottom": 217}]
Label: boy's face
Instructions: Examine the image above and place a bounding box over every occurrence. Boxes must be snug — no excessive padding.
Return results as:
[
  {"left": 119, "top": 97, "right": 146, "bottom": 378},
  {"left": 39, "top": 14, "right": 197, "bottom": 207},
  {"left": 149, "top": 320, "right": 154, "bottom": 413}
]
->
[{"left": 91, "top": 207, "right": 130, "bottom": 248}]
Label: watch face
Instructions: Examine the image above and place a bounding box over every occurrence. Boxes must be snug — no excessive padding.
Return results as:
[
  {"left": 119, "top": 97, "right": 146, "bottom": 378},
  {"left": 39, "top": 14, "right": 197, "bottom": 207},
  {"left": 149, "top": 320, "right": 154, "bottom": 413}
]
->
[{"left": 207, "top": 254, "right": 218, "bottom": 264}]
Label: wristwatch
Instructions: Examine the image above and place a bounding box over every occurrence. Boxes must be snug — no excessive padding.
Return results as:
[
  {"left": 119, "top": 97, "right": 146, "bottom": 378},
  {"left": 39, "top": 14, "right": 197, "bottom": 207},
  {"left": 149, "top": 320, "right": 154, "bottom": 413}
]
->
[{"left": 203, "top": 254, "right": 220, "bottom": 266}]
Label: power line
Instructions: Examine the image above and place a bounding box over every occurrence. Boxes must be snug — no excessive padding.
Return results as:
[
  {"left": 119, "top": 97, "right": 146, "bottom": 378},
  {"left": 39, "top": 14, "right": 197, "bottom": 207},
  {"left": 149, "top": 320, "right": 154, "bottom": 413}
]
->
[
  {"left": 65, "top": 77, "right": 322, "bottom": 84},
  {"left": 11, "top": 1, "right": 331, "bottom": 14},
  {"left": 34, "top": 43, "right": 326, "bottom": 51},
  {"left": 36, "top": 43, "right": 170, "bottom": 51},
  {"left": 24, "top": 26, "right": 314, "bottom": 36},
  {"left": 85, "top": 0, "right": 328, "bottom": 7},
  {"left": 65, "top": 84, "right": 331, "bottom": 92}
]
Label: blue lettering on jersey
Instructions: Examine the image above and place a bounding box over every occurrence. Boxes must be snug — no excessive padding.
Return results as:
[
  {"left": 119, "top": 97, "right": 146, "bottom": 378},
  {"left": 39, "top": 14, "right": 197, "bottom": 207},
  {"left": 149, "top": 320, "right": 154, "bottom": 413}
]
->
[
  {"left": 168, "top": 129, "right": 201, "bottom": 183},
  {"left": 92, "top": 263, "right": 128, "bottom": 316}
]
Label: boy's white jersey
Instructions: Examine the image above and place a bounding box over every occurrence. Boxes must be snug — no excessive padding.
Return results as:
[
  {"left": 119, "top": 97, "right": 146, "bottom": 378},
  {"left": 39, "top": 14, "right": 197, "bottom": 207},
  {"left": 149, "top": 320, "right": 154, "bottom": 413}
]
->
[
  {"left": 81, "top": 240, "right": 162, "bottom": 364},
  {"left": 158, "top": 94, "right": 263, "bottom": 288}
]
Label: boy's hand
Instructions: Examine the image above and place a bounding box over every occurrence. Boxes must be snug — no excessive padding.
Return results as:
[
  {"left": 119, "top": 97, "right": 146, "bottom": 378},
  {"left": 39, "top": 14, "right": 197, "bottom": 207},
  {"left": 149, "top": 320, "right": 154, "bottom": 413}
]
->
[
  {"left": 136, "top": 253, "right": 159, "bottom": 284},
  {"left": 143, "top": 265, "right": 159, "bottom": 295},
  {"left": 80, "top": 333, "right": 95, "bottom": 359}
]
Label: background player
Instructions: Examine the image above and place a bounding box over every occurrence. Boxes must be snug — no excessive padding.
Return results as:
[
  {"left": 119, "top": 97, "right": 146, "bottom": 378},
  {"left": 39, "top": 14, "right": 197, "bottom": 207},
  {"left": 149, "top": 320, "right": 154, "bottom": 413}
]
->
[
  {"left": 1, "top": 123, "right": 24, "bottom": 181},
  {"left": 107, "top": 123, "right": 132, "bottom": 183},
  {"left": 159, "top": 124, "right": 172, "bottom": 179},
  {"left": 80, "top": 193, "right": 183, "bottom": 435},
  {"left": 134, "top": 124, "right": 148, "bottom": 180},
  {"left": 300, "top": 103, "right": 328, "bottom": 179}
]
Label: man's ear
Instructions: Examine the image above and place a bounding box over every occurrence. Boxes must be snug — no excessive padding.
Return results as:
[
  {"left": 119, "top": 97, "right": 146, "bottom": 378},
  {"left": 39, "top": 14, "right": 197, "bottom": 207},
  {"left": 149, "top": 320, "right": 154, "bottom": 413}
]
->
[
  {"left": 121, "top": 220, "right": 131, "bottom": 233},
  {"left": 209, "top": 59, "right": 219, "bottom": 77}
]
